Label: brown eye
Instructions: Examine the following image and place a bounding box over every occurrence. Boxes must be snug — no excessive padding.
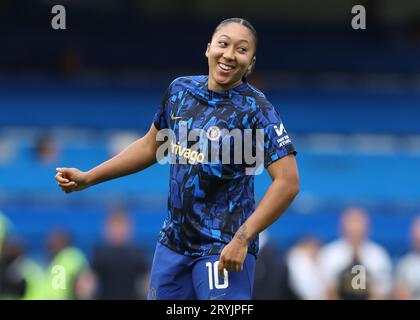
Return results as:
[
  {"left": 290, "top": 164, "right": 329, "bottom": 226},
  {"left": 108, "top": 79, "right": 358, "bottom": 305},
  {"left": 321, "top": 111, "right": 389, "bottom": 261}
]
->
[
  {"left": 238, "top": 47, "right": 247, "bottom": 53},
  {"left": 218, "top": 41, "right": 228, "bottom": 47}
]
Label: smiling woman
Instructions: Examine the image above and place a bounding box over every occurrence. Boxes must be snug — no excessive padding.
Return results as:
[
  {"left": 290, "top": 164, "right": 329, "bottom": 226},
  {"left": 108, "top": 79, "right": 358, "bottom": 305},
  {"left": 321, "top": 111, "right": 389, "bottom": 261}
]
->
[
  {"left": 55, "top": 17, "right": 299, "bottom": 301},
  {"left": 206, "top": 18, "right": 258, "bottom": 90}
]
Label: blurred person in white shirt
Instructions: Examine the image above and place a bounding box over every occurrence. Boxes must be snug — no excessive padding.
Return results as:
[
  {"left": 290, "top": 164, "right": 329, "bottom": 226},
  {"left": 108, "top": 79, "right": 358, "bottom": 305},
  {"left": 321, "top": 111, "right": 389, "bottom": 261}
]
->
[
  {"left": 394, "top": 215, "right": 420, "bottom": 300},
  {"left": 319, "top": 207, "right": 393, "bottom": 300},
  {"left": 287, "top": 236, "right": 327, "bottom": 300}
]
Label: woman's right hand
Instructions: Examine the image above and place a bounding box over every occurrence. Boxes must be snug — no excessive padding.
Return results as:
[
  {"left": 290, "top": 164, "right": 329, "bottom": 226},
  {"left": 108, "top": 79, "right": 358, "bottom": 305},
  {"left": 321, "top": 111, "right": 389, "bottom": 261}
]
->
[{"left": 55, "top": 167, "right": 91, "bottom": 193}]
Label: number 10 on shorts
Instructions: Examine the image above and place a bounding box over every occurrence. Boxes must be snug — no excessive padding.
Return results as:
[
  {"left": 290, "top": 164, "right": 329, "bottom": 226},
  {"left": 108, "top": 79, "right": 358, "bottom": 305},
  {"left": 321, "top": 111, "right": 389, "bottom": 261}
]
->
[{"left": 206, "top": 261, "right": 229, "bottom": 290}]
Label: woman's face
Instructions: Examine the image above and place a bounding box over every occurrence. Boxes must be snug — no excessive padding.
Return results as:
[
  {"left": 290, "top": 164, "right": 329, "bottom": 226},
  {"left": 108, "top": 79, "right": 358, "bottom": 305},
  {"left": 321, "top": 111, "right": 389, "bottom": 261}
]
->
[{"left": 206, "top": 22, "right": 256, "bottom": 91}]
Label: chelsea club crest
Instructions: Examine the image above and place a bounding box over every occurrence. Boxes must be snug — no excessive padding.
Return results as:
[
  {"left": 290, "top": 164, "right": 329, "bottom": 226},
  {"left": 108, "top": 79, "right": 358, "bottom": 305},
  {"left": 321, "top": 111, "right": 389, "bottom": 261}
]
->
[{"left": 206, "top": 126, "right": 221, "bottom": 141}]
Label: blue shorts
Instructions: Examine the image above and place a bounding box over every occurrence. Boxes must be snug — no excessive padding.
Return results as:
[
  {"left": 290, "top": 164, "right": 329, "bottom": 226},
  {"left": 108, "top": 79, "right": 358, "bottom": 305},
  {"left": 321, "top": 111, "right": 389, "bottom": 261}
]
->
[{"left": 147, "top": 242, "right": 256, "bottom": 300}]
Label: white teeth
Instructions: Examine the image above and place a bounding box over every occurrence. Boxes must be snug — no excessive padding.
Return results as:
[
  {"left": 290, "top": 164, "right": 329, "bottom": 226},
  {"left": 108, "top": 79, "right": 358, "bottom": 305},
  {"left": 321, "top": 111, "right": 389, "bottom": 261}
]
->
[{"left": 219, "top": 63, "right": 234, "bottom": 71}]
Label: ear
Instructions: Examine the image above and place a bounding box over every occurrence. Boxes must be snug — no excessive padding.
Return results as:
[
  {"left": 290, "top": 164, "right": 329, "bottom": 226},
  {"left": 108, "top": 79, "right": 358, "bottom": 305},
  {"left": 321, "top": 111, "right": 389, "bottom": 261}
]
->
[
  {"left": 247, "top": 56, "right": 256, "bottom": 75},
  {"left": 205, "top": 43, "right": 210, "bottom": 58}
]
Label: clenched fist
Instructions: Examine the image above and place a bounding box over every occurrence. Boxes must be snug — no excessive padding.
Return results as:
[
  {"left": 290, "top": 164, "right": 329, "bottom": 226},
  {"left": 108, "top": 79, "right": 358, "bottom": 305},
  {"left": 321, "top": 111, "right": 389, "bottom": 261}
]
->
[
  {"left": 55, "top": 167, "right": 90, "bottom": 193},
  {"left": 217, "top": 237, "right": 248, "bottom": 275}
]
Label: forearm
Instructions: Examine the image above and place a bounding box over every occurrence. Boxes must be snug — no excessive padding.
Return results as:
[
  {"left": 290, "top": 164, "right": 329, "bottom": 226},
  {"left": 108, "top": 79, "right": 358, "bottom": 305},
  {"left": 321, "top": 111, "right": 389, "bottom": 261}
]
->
[
  {"left": 235, "top": 178, "right": 299, "bottom": 243},
  {"left": 86, "top": 137, "right": 157, "bottom": 187}
]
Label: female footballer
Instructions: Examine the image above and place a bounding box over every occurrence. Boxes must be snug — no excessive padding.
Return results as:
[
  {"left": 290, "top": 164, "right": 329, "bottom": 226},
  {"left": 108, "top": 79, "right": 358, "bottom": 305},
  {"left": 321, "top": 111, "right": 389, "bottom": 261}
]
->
[{"left": 55, "top": 18, "right": 299, "bottom": 300}]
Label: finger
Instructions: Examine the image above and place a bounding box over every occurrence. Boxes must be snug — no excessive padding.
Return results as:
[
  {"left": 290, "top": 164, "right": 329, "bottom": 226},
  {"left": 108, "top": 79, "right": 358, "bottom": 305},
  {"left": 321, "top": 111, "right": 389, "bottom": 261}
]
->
[
  {"left": 56, "top": 167, "right": 71, "bottom": 178},
  {"left": 236, "top": 263, "right": 243, "bottom": 273},
  {"left": 55, "top": 173, "right": 69, "bottom": 184},
  {"left": 218, "top": 260, "right": 225, "bottom": 277},
  {"left": 59, "top": 180, "right": 76, "bottom": 186},
  {"left": 60, "top": 184, "right": 73, "bottom": 191},
  {"left": 58, "top": 181, "right": 77, "bottom": 188},
  {"left": 232, "top": 261, "right": 240, "bottom": 272},
  {"left": 58, "top": 181, "right": 77, "bottom": 190},
  {"left": 223, "top": 261, "right": 233, "bottom": 272}
]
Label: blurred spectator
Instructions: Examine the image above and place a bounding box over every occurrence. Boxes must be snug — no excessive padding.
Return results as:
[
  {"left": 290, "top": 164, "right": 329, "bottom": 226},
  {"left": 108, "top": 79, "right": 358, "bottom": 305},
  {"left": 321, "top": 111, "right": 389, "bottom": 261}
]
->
[
  {"left": 0, "top": 238, "right": 26, "bottom": 299},
  {"left": 33, "top": 134, "right": 59, "bottom": 165},
  {"left": 287, "top": 236, "right": 327, "bottom": 300},
  {"left": 91, "top": 208, "right": 149, "bottom": 300},
  {"left": 319, "top": 207, "right": 393, "bottom": 300},
  {"left": 45, "top": 230, "right": 88, "bottom": 300},
  {"left": 0, "top": 238, "right": 46, "bottom": 300},
  {"left": 253, "top": 231, "right": 296, "bottom": 300},
  {"left": 0, "top": 211, "right": 14, "bottom": 258},
  {"left": 394, "top": 215, "right": 420, "bottom": 300},
  {"left": 74, "top": 268, "right": 97, "bottom": 300}
]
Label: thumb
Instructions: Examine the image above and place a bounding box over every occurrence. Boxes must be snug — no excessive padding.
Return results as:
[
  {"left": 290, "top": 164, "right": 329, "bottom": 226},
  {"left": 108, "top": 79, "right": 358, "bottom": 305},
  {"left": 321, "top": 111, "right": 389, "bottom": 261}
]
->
[
  {"left": 218, "top": 259, "right": 225, "bottom": 277},
  {"left": 56, "top": 167, "right": 71, "bottom": 178}
]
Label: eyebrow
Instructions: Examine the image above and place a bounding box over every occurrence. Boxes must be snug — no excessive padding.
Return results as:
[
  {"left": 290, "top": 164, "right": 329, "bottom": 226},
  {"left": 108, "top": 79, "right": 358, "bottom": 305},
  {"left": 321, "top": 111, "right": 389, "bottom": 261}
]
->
[{"left": 218, "top": 34, "right": 249, "bottom": 44}]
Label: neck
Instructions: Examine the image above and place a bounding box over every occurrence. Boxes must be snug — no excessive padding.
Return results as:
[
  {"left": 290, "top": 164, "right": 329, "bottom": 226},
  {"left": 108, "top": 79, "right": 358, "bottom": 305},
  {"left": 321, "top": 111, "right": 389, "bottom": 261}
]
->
[{"left": 207, "top": 76, "right": 243, "bottom": 91}]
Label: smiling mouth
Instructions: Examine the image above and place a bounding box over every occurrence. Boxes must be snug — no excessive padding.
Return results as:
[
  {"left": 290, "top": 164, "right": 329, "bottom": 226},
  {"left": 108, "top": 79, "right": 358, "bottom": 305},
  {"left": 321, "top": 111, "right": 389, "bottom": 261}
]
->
[{"left": 218, "top": 62, "right": 235, "bottom": 71}]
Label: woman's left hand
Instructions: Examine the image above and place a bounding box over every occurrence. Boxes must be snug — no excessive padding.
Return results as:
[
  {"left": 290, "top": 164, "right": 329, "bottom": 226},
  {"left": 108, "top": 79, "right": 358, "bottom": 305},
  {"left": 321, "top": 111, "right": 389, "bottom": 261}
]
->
[{"left": 217, "top": 237, "right": 248, "bottom": 274}]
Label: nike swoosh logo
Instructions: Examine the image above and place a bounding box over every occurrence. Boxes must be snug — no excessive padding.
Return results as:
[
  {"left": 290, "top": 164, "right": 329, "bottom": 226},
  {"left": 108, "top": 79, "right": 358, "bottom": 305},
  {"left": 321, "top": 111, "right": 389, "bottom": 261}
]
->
[
  {"left": 170, "top": 114, "right": 183, "bottom": 120},
  {"left": 209, "top": 293, "right": 226, "bottom": 300}
]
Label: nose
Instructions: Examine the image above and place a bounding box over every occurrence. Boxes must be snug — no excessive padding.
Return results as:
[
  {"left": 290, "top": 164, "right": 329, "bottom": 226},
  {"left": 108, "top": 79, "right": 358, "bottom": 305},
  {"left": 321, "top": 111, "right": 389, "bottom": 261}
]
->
[{"left": 222, "top": 46, "right": 235, "bottom": 61}]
